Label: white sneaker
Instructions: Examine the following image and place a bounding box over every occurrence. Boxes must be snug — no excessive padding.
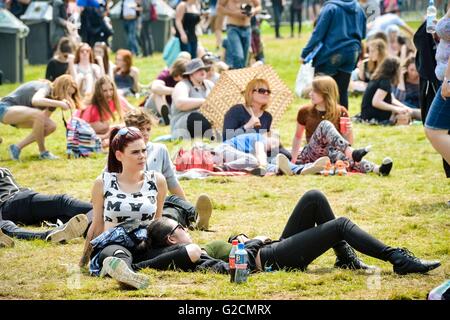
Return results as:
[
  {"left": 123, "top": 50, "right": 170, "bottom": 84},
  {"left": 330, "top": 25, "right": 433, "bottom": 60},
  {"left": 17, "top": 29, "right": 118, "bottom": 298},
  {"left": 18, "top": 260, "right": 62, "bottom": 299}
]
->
[
  {"left": 301, "top": 156, "right": 331, "bottom": 175},
  {"left": 39, "top": 151, "right": 59, "bottom": 160},
  {"left": 276, "top": 154, "right": 293, "bottom": 176},
  {"left": 100, "top": 256, "right": 150, "bottom": 290},
  {"left": 45, "top": 214, "right": 88, "bottom": 243}
]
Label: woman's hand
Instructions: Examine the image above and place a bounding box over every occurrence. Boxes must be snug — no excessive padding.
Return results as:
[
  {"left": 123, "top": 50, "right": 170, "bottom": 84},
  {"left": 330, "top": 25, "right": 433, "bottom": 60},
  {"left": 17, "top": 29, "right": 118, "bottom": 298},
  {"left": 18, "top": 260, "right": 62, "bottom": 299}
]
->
[
  {"left": 441, "top": 81, "right": 450, "bottom": 99},
  {"left": 180, "top": 33, "right": 188, "bottom": 44},
  {"left": 61, "top": 99, "right": 71, "bottom": 110},
  {"left": 244, "top": 115, "right": 261, "bottom": 129}
]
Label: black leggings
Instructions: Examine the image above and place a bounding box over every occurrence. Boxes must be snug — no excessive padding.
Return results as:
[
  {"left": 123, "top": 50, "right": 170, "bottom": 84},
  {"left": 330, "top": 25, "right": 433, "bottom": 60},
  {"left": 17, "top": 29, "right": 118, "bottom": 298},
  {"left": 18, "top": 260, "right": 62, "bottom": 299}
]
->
[
  {"left": 331, "top": 71, "right": 351, "bottom": 109},
  {"left": 259, "top": 190, "right": 395, "bottom": 271},
  {"left": 0, "top": 190, "right": 93, "bottom": 240},
  {"left": 290, "top": 7, "right": 302, "bottom": 35},
  {"left": 186, "top": 112, "right": 212, "bottom": 139},
  {"left": 1, "top": 190, "right": 93, "bottom": 225}
]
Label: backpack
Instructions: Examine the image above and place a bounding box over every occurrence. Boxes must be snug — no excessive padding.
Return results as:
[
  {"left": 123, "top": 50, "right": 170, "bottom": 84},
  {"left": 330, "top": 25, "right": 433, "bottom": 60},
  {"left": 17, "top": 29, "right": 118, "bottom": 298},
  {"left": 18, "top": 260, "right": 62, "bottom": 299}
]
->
[
  {"left": 65, "top": 116, "right": 102, "bottom": 158},
  {"left": 174, "top": 146, "right": 215, "bottom": 172}
]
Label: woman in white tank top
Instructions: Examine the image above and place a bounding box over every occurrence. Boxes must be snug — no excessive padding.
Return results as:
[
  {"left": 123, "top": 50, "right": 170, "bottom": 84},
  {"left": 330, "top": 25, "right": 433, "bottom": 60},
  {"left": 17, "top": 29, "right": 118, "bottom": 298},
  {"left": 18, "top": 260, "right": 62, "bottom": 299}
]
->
[{"left": 80, "top": 126, "right": 167, "bottom": 267}]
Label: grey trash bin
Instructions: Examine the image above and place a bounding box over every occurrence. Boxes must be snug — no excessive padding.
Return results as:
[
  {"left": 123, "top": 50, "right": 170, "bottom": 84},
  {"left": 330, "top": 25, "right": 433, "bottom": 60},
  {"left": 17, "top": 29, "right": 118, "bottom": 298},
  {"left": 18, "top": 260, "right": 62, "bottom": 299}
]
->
[
  {"left": 110, "top": 1, "right": 127, "bottom": 52},
  {"left": 21, "top": 1, "right": 53, "bottom": 65},
  {"left": 153, "top": 0, "right": 174, "bottom": 52},
  {"left": 0, "top": 9, "right": 29, "bottom": 83}
]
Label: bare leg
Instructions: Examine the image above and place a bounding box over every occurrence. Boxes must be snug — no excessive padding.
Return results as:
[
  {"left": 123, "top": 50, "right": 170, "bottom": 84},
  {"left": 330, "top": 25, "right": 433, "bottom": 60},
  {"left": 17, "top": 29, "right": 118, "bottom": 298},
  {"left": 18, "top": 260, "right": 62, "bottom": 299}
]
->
[
  {"left": 2, "top": 106, "right": 54, "bottom": 153},
  {"left": 425, "top": 128, "right": 450, "bottom": 164}
]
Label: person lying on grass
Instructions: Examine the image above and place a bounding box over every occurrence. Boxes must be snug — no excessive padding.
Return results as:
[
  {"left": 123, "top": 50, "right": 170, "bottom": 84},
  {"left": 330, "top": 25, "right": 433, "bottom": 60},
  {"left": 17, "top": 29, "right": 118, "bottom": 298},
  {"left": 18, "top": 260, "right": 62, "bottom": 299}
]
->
[
  {"left": 213, "top": 131, "right": 329, "bottom": 176},
  {"left": 0, "top": 168, "right": 90, "bottom": 247},
  {"left": 97, "top": 190, "right": 440, "bottom": 290}
]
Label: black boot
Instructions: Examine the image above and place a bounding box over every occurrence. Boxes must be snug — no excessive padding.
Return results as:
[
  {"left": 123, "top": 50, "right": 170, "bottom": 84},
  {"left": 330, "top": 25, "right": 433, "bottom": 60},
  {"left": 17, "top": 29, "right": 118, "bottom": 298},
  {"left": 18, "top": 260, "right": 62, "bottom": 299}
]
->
[
  {"left": 333, "top": 242, "right": 374, "bottom": 270},
  {"left": 389, "top": 248, "right": 441, "bottom": 275}
]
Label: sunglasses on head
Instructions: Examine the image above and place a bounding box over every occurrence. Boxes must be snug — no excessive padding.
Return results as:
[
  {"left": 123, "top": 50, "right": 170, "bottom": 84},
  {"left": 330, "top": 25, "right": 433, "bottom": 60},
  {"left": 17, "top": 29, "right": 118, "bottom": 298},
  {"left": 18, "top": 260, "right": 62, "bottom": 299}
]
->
[
  {"left": 117, "top": 127, "right": 140, "bottom": 136},
  {"left": 253, "top": 88, "right": 271, "bottom": 95},
  {"left": 168, "top": 223, "right": 184, "bottom": 237}
]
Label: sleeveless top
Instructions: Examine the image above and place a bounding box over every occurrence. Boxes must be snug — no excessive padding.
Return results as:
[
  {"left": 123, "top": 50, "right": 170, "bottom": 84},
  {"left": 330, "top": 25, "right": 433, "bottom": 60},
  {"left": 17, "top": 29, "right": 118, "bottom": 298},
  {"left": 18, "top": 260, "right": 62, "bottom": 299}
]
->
[
  {"left": 435, "top": 16, "right": 450, "bottom": 81},
  {"left": 170, "top": 78, "right": 213, "bottom": 135},
  {"left": 102, "top": 171, "right": 158, "bottom": 224},
  {"left": 175, "top": 6, "right": 201, "bottom": 42},
  {"left": 114, "top": 72, "right": 135, "bottom": 91}
]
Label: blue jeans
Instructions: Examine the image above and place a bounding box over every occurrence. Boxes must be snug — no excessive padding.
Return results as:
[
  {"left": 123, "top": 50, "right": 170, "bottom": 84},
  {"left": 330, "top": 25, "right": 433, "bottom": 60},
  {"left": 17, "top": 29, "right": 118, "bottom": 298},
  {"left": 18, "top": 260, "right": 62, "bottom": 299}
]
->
[
  {"left": 123, "top": 19, "right": 139, "bottom": 55},
  {"left": 267, "top": 157, "right": 303, "bottom": 174},
  {"left": 425, "top": 85, "right": 450, "bottom": 130},
  {"left": 272, "top": 1, "right": 283, "bottom": 37},
  {"left": 0, "top": 102, "right": 11, "bottom": 123},
  {"left": 226, "top": 25, "right": 251, "bottom": 69},
  {"left": 180, "top": 39, "right": 198, "bottom": 59}
]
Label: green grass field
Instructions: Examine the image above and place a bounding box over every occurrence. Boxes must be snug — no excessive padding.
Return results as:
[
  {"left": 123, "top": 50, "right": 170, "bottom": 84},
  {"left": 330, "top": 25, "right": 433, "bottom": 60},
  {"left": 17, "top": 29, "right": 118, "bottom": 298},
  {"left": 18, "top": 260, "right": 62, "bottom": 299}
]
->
[{"left": 0, "top": 22, "right": 448, "bottom": 300}]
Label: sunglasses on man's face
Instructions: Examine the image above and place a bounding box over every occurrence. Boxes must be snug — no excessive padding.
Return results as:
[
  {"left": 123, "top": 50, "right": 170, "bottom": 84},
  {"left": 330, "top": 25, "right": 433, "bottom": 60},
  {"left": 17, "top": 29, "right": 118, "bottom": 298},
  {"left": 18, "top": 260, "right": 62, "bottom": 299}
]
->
[
  {"left": 168, "top": 223, "right": 185, "bottom": 237},
  {"left": 253, "top": 88, "right": 271, "bottom": 95}
]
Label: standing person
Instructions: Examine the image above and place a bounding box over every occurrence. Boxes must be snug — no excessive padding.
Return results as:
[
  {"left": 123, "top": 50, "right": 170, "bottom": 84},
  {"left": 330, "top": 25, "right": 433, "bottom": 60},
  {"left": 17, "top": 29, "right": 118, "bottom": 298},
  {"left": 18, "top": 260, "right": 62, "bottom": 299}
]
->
[
  {"left": 0, "top": 167, "right": 91, "bottom": 246},
  {"left": 121, "top": 0, "right": 140, "bottom": 56},
  {"left": 425, "top": 10, "right": 450, "bottom": 179},
  {"left": 45, "top": 37, "right": 74, "bottom": 82},
  {"left": 79, "top": 126, "right": 168, "bottom": 283},
  {"left": 50, "top": 0, "right": 76, "bottom": 50},
  {"left": 100, "top": 190, "right": 440, "bottom": 289},
  {"left": 140, "top": 0, "right": 155, "bottom": 57},
  {"left": 222, "top": 78, "right": 272, "bottom": 141},
  {"left": 291, "top": 76, "right": 393, "bottom": 175},
  {"left": 271, "top": 0, "right": 284, "bottom": 39},
  {"left": 218, "top": 0, "right": 262, "bottom": 69},
  {"left": 414, "top": 20, "right": 450, "bottom": 178},
  {"left": 171, "top": 58, "right": 214, "bottom": 139},
  {"left": 300, "top": 0, "right": 366, "bottom": 109},
  {"left": 290, "top": 0, "right": 303, "bottom": 38},
  {"left": 0, "top": 75, "right": 81, "bottom": 161},
  {"left": 175, "top": 0, "right": 202, "bottom": 59}
]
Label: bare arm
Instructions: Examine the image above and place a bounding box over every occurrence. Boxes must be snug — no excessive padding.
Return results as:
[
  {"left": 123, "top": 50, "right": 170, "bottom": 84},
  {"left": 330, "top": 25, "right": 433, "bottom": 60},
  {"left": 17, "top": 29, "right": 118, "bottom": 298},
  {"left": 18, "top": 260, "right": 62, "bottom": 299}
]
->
[
  {"left": 169, "top": 184, "right": 186, "bottom": 200},
  {"left": 151, "top": 79, "right": 175, "bottom": 96},
  {"left": 372, "top": 89, "right": 407, "bottom": 113},
  {"left": 130, "top": 67, "right": 140, "bottom": 93},
  {"left": 175, "top": 3, "right": 188, "bottom": 43},
  {"left": 155, "top": 172, "right": 168, "bottom": 220},
  {"left": 79, "top": 178, "right": 105, "bottom": 267},
  {"left": 31, "top": 89, "right": 69, "bottom": 110},
  {"left": 290, "top": 123, "right": 305, "bottom": 164},
  {"left": 172, "top": 82, "right": 205, "bottom": 111}
]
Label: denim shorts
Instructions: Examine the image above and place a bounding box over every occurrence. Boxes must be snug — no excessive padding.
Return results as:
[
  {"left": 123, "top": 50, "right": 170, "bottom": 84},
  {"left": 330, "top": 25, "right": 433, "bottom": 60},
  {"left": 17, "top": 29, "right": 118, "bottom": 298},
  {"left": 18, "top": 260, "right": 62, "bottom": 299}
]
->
[
  {"left": 425, "top": 86, "right": 450, "bottom": 130},
  {"left": 0, "top": 102, "right": 12, "bottom": 123}
]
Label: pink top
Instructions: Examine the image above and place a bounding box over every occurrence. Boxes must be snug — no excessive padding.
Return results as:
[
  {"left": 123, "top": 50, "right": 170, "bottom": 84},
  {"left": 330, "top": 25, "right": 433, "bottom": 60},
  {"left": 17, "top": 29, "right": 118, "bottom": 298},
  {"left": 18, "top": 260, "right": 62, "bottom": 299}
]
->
[{"left": 75, "top": 100, "right": 125, "bottom": 123}]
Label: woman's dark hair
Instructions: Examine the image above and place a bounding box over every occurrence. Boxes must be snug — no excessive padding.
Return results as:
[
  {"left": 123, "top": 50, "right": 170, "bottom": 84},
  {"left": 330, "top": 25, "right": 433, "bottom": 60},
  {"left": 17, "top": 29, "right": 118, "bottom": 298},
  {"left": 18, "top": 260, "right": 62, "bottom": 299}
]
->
[
  {"left": 371, "top": 57, "right": 401, "bottom": 86},
  {"left": 141, "top": 217, "right": 175, "bottom": 250},
  {"left": 107, "top": 126, "right": 144, "bottom": 173}
]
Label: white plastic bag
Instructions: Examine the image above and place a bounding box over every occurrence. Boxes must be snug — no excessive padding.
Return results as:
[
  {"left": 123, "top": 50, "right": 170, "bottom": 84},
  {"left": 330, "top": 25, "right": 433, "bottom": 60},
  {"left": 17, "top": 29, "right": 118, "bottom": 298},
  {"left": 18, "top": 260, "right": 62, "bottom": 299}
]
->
[{"left": 295, "top": 62, "right": 314, "bottom": 98}]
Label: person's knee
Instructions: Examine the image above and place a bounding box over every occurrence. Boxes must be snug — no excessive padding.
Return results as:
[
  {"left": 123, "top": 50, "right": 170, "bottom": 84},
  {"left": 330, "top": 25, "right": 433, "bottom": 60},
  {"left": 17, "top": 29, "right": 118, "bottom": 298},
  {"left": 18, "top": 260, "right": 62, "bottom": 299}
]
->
[
  {"left": 44, "top": 119, "right": 57, "bottom": 135},
  {"left": 185, "top": 244, "right": 202, "bottom": 262},
  {"left": 32, "top": 111, "right": 47, "bottom": 125},
  {"left": 302, "top": 189, "right": 326, "bottom": 202}
]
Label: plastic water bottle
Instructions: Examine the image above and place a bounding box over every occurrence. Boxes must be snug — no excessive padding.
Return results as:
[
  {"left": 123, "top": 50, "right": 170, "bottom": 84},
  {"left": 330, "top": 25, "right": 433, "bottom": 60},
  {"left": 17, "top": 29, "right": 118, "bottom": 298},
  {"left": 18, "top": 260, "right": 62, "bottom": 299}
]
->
[
  {"left": 234, "top": 243, "right": 249, "bottom": 284},
  {"left": 229, "top": 240, "right": 238, "bottom": 283},
  {"left": 426, "top": 0, "right": 437, "bottom": 34}
]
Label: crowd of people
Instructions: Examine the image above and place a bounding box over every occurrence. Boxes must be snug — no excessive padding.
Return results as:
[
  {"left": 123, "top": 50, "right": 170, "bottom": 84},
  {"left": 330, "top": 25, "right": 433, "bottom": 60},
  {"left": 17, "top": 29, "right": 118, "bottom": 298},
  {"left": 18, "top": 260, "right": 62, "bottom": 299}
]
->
[{"left": 0, "top": 0, "right": 447, "bottom": 292}]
